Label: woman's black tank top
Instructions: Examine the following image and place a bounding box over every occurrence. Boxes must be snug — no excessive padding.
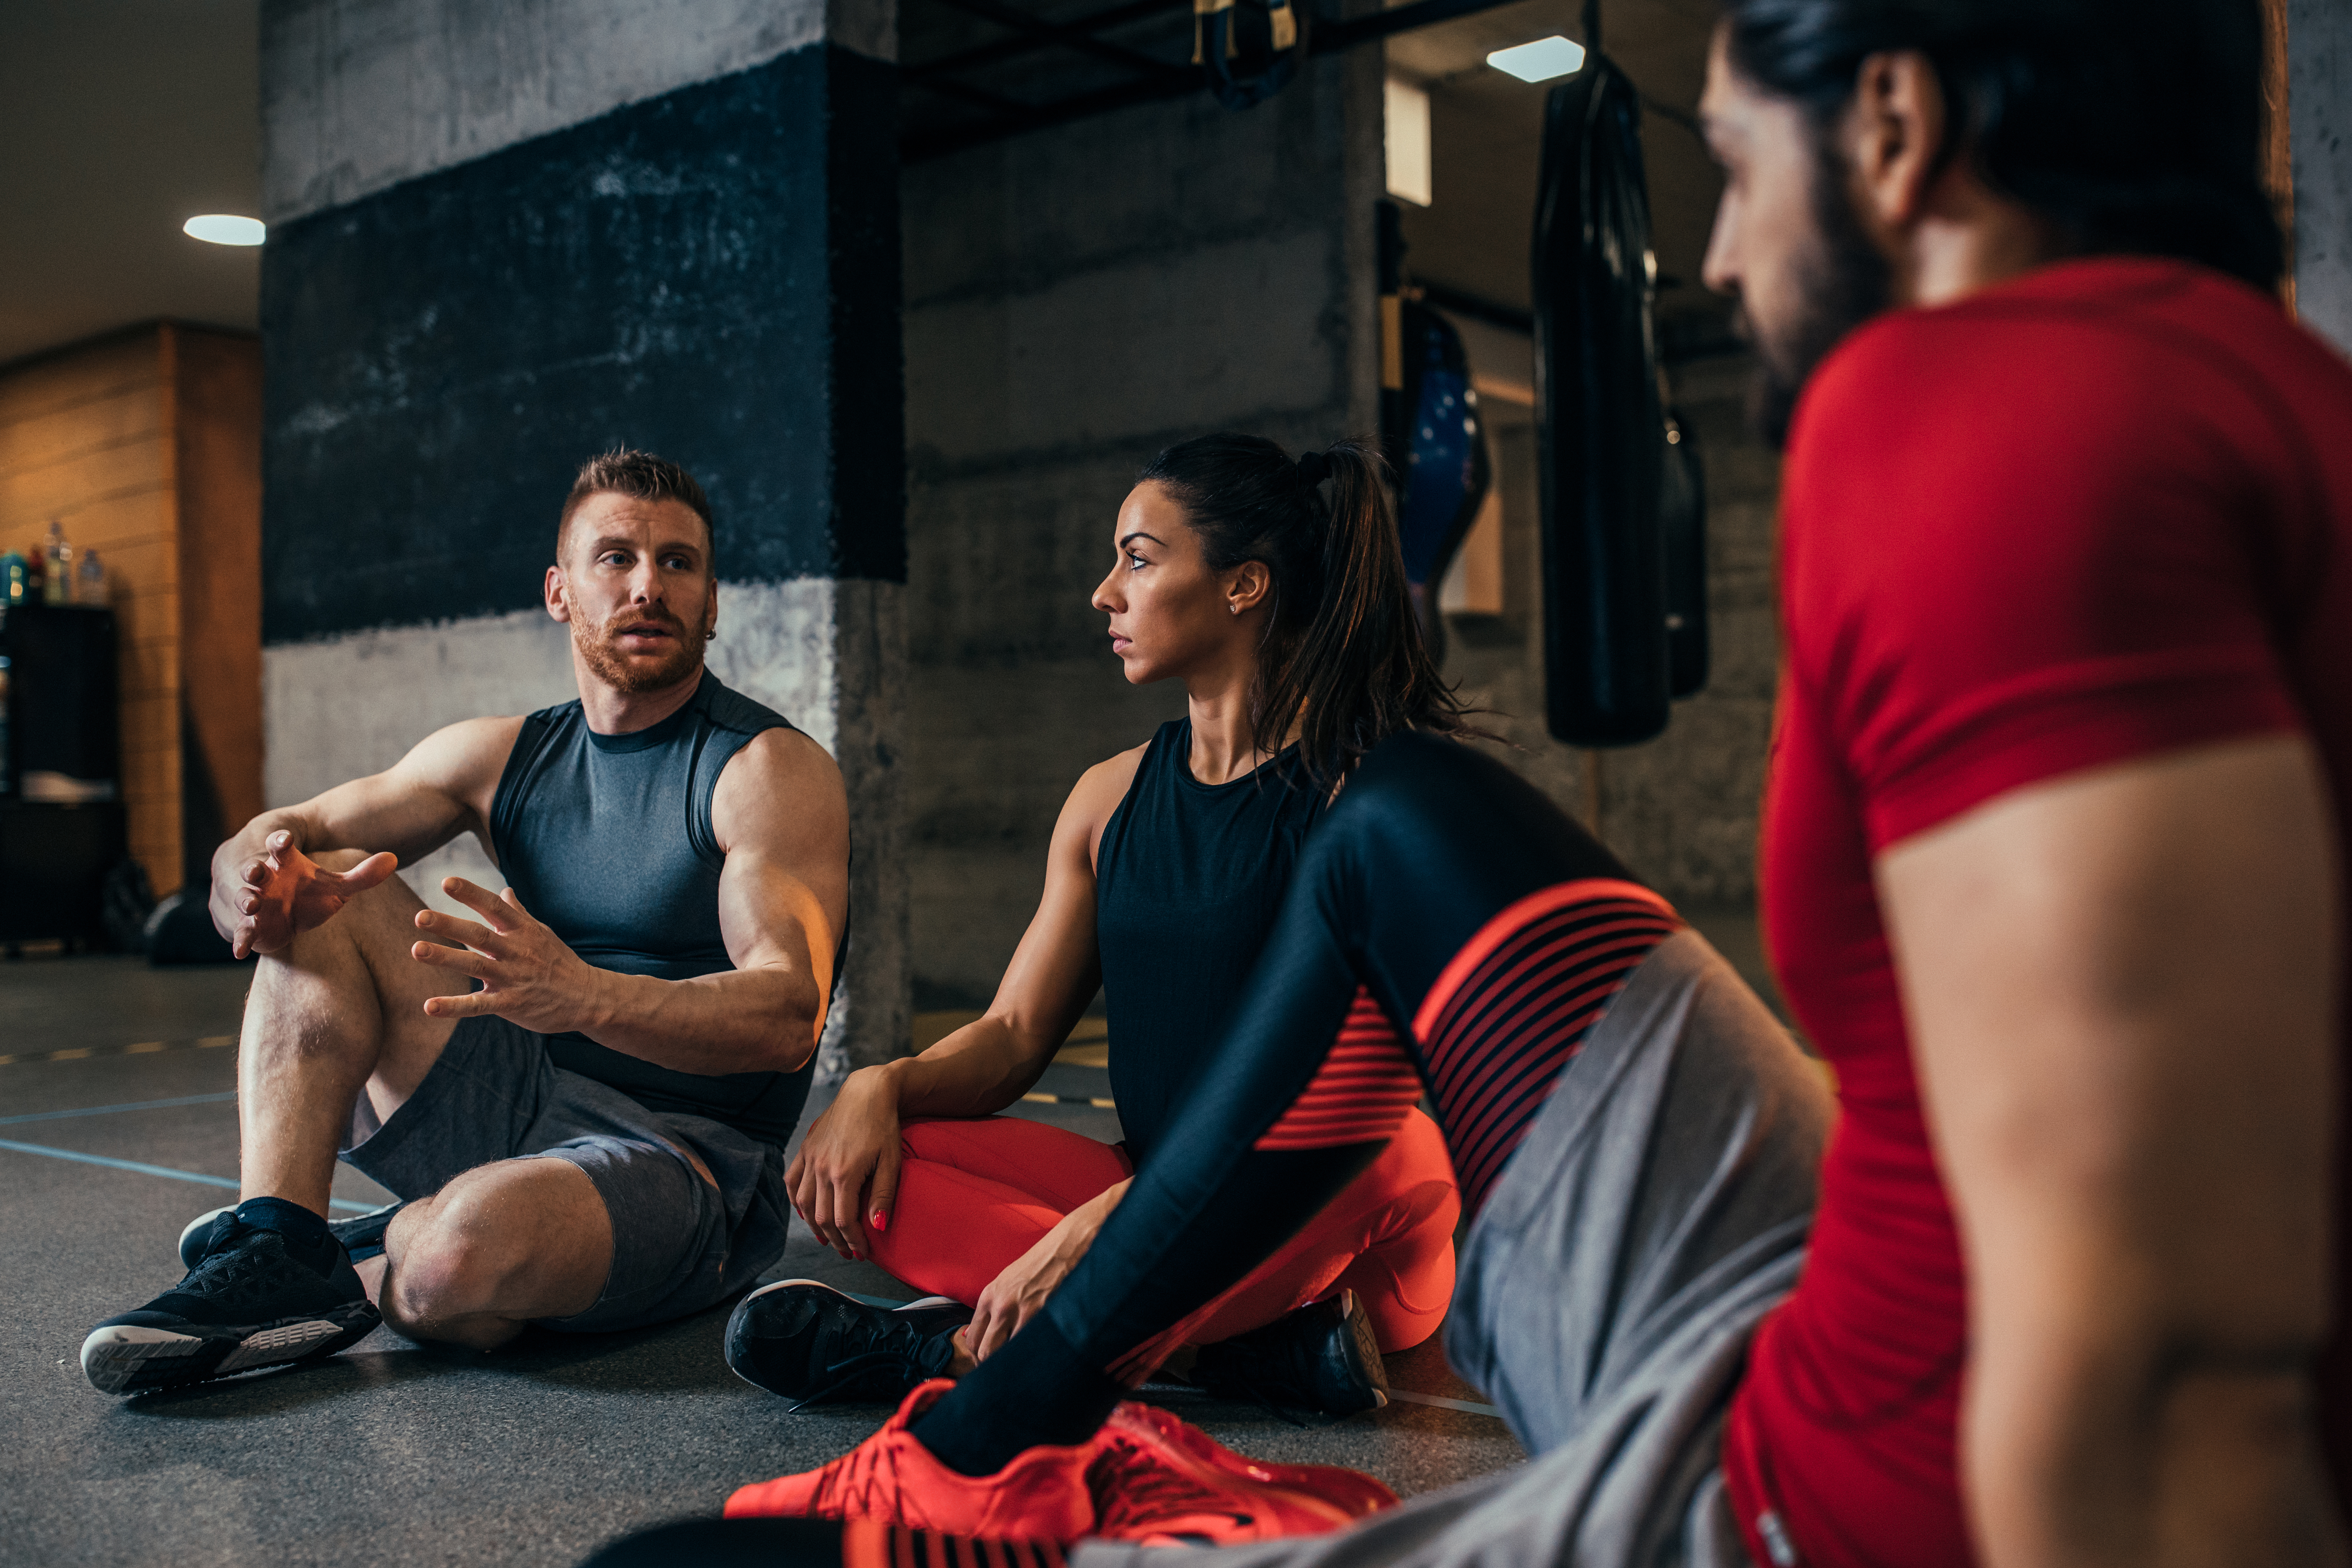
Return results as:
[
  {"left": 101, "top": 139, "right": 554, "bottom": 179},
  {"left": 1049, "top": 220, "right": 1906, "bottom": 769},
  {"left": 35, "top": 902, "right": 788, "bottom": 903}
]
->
[{"left": 1094, "top": 718, "right": 1329, "bottom": 1164}]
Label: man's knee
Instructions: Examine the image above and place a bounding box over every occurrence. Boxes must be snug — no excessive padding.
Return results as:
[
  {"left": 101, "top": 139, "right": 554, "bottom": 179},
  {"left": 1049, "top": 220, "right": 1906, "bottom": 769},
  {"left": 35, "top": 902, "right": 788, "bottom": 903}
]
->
[
  {"left": 379, "top": 1161, "right": 608, "bottom": 1341},
  {"left": 379, "top": 1177, "right": 546, "bottom": 1334}
]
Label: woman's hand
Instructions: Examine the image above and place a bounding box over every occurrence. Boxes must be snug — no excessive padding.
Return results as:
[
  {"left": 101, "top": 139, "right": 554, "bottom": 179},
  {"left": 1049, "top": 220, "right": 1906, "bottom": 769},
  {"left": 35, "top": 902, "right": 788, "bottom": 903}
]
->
[
  {"left": 785, "top": 1064, "right": 904, "bottom": 1260},
  {"left": 966, "top": 1180, "right": 1130, "bottom": 1361}
]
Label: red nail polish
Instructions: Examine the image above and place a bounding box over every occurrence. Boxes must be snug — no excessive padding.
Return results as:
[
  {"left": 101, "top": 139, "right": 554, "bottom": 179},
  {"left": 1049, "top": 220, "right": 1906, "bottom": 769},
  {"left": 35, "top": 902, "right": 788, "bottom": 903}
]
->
[{"left": 870, "top": 1211, "right": 889, "bottom": 1234}]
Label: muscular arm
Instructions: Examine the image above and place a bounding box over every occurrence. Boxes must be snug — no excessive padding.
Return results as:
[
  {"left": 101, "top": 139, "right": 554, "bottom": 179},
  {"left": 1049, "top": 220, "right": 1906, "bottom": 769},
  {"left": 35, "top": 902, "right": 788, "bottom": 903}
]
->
[
  {"left": 1880, "top": 735, "right": 2347, "bottom": 1568},
  {"left": 790, "top": 748, "right": 1142, "bottom": 1257},
  {"left": 211, "top": 717, "right": 520, "bottom": 954},
  {"left": 587, "top": 727, "right": 849, "bottom": 1074},
  {"left": 415, "top": 727, "right": 850, "bottom": 1077}
]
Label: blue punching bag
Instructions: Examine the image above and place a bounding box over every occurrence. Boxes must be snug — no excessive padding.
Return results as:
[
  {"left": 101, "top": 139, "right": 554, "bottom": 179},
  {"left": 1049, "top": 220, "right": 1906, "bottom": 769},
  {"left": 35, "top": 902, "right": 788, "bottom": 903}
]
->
[
  {"left": 1377, "top": 202, "right": 1493, "bottom": 660},
  {"left": 1393, "top": 299, "right": 1492, "bottom": 652},
  {"left": 1532, "top": 42, "right": 1675, "bottom": 745}
]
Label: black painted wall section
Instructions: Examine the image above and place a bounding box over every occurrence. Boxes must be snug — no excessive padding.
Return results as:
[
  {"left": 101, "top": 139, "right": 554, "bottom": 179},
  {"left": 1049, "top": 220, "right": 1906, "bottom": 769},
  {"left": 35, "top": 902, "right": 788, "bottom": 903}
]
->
[{"left": 261, "top": 45, "right": 904, "bottom": 645}]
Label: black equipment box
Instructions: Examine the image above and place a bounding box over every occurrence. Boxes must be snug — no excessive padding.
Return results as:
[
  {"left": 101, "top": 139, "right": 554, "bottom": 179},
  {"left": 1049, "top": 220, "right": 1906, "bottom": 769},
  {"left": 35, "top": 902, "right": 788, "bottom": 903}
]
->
[
  {"left": 2, "top": 603, "right": 121, "bottom": 797},
  {"left": 0, "top": 799, "right": 128, "bottom": 946}
]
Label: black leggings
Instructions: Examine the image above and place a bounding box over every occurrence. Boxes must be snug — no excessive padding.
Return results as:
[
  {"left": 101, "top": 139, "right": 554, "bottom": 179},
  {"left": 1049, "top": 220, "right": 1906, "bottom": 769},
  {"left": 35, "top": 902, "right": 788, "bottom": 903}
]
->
[{"left": 915, "top": 733, "right": 1660, "bottom": 1475}]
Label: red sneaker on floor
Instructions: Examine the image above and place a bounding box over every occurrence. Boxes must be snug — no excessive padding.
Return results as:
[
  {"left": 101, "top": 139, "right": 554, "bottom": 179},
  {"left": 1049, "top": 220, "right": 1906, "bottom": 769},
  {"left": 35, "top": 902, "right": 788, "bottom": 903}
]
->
[
  {"left": 1083, "top": 1425, "right": 1323, "bottom": 1545},
  {"left": 1104, "top": 1402, "right": 1399, "bottom": 1523},
  {"left": 723, "top": 1379, "right": 1094, "bottom": 1541}
]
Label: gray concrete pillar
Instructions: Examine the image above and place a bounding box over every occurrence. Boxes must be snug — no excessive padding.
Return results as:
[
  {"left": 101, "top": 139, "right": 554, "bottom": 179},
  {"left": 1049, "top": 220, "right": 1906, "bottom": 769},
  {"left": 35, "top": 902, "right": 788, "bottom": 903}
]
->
[
  {"left": 2291, "top": 0, "right": 2352, "bottom": 353},
  {"left": 257, "top": 0, "right": 908, "bottom": 1079}
]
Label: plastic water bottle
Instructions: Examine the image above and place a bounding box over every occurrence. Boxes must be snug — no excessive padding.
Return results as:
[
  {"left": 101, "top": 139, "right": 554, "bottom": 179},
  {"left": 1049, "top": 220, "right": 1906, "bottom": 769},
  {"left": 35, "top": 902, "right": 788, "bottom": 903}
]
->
[
  {"left": 76, "top": 548, "right": 107, "bottom": 606},
  {"left": 41, "top": 521, "right": 71, "bottom": 606}
]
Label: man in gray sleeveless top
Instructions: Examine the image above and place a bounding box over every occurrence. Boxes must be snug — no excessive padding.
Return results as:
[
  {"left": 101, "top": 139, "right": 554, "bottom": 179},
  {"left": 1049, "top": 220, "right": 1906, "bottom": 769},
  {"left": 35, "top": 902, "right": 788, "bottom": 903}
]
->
[{"left": 79, "top": 451, "right": 851, "bottom": 1396}]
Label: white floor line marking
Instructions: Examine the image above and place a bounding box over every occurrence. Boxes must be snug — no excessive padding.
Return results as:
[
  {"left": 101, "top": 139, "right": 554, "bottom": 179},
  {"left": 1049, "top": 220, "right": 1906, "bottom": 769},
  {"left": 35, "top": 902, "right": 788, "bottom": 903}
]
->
[
  {"left": 1386, "top": 1389, "right": 1503, "bottom": 1418},
  {"left": 0, "top": 1138, "right": 376, "bottom": 1212},
  {"left": 0, "top": 1092, "right": 239, "bottom": 1126}
]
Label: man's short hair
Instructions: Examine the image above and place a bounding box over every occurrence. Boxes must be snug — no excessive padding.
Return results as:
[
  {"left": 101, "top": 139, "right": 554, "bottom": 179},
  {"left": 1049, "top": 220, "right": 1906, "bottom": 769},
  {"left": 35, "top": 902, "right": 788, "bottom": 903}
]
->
[
  {"left": 557, "top": 450, "right": 715, "bottom": 564},
  {"left": 1719, "top": 0, "right": 2284, "bottom": 293}
]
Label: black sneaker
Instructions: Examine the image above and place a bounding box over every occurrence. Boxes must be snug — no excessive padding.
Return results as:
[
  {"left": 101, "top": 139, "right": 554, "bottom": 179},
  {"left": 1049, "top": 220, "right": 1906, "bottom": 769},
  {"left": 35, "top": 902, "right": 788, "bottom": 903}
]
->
[
  {"left": 82, "top": 1216, "right": 380, "bottom": 1395},
  {"left": 1189, "top": 1290, "right": 1390, "bottom": 1418},
  {"left": 179, "top": 1200, "right": 408, "bottom": 1270},
  {"left": 723, "top": 1280, "right": 971, "bottom": 1409}
]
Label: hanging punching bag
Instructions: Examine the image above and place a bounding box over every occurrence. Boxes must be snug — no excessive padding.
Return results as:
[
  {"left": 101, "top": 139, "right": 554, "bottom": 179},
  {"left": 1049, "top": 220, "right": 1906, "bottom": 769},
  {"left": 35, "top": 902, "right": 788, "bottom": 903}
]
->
[
  {"left": 1532, "top": 39, "right": 1672, "bottom": 745},
  {"left": 1392, "top": 298, "right": 1492, "bottom": 656},
  {"left": 1661, "top": 398, "right": 1709, "bottom": 698},
  {"left": 1377, "top": 202, "right": 1492, "bottom": 660},
  {"left": 1194, "top": 0, "right": 1310, "bottom": 111}
]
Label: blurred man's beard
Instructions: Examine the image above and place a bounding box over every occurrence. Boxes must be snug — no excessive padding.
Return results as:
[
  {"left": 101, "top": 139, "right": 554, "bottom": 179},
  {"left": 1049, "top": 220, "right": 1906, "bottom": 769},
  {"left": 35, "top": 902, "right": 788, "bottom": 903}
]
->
[
  {"left": 574, "top": 605, "right": 708, "bottom": 693},
  {"left": 1748, "top": 136, "right": 1894, "bottom": 450}
]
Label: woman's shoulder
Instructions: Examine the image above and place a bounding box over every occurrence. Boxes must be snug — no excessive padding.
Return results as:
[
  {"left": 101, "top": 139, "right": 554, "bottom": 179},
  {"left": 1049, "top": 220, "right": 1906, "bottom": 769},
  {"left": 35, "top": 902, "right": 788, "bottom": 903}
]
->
[{"left": 1065, "top": 735, "right": 1161, "bottom": 834}]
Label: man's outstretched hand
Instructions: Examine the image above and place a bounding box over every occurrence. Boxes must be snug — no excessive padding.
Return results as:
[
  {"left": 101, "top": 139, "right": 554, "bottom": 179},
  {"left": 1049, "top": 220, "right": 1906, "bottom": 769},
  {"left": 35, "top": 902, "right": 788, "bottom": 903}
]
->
[
  {"left": 219, "top": 830, "right": 398, "bottom": 958},
  {"left": 411, "top": 879, "right": 600, "bottom": 1037}
]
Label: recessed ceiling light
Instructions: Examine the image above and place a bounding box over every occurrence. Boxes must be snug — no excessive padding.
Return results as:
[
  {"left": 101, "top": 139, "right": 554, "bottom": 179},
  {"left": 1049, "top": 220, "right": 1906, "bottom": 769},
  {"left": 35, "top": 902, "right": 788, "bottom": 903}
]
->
[
  {"left": 183, "top": 214, "right": 265, "bottom": 247},
  {"left": 1487, "top": 36, "right": 1587, "bottom": 83}
]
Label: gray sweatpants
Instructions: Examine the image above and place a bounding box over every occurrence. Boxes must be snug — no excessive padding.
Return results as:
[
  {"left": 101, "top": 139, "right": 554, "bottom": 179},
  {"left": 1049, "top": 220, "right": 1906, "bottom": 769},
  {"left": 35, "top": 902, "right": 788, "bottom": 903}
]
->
[{"left": 1077, "top": 930, "right": 1835, "bottom": 1568}]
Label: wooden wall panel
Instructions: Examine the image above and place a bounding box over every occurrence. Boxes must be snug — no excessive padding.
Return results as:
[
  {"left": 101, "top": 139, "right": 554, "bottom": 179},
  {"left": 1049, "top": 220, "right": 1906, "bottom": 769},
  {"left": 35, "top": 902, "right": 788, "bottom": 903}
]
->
[
  {"left": 0, "top": 331, "right": 178, "bottom": 896},
  {"left": 0, "top": 333, "right": 160, "bottom": 426},
  {"left": 170, "top": 327, "right": 265, "bottom": 860},
  {"left": 0, "top": 323, "right": 262, "bottom": 903}
]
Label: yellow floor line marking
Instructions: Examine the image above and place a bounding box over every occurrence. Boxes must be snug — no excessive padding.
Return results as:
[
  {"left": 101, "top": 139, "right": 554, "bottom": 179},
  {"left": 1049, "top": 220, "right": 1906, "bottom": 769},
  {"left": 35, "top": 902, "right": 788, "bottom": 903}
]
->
[{"left": 0, "top": 1034, "right": 242, "bottom": 1068}]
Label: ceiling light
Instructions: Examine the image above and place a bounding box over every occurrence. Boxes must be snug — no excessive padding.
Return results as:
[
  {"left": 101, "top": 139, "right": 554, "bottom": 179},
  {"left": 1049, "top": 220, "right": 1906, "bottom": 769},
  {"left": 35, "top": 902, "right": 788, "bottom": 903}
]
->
[
  {"left": 183, "top": 214, "right": 265, "bottom": 246},
  {"left": 1487, "top": 36, "right": 1587, "bottom": 83}
]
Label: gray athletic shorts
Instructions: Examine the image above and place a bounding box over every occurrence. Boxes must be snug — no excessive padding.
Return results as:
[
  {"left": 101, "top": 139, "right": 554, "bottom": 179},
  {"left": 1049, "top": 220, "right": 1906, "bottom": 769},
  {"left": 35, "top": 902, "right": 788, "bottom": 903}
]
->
[
  {"left": 1077, "top": 929, "right": 1835, "bottom": 1568},
  {"left": 340, "top": 1014, "right": 794, "bottom": 1333}
]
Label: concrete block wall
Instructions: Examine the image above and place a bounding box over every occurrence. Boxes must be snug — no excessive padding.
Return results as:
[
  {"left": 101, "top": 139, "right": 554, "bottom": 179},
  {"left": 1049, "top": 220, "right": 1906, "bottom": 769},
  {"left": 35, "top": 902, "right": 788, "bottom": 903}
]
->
[
  {"left": 257, "top": 0, "right": 908, "bottom": 1075},
  {"left": 2290, "top": 0, "right": 2352, "bottom": 353},
  {"left": 900, "top": 51, "right": 1385, "bottom": 1005},
  {"left": 1438, "top": 347, "right": 1781, "bottom": 909}
]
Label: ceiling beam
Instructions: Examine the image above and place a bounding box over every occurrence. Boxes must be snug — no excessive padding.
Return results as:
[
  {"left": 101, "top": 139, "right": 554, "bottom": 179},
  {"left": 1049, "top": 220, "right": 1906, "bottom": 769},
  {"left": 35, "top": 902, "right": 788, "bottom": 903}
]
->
[
  {"left": 924, "top": 0, "right": 1189, "bottom": 82},
  {"left": 899, "top": 0, "right": 1537, "bottom": 163},
  {"left": 908, "top": 0, "right": 1189, "bottom": 81}
]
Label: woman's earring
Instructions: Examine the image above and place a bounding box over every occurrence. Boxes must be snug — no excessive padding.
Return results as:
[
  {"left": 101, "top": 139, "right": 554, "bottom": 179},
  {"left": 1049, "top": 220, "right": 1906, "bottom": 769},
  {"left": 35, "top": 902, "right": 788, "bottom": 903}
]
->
[{"left": 1230, "top": 602, "right": 1241, "bottom": 615}]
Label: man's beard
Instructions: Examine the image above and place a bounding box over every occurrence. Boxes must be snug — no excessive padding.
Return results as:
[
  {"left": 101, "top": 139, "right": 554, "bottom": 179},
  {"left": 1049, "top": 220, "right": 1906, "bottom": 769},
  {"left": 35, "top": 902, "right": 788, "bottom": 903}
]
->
[
  {"left": 1748, "top": 138, "right": 1895, "bottom": 450},
  {"left": 573, "top": 603, "right": 709, "bottom": 694}
]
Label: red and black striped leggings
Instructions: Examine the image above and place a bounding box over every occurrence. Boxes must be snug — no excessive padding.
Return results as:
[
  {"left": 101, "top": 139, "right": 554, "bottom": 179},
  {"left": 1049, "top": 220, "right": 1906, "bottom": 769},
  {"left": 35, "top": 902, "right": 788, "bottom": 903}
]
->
[{"left": 911, "top": 733, "right": 1683, "bottom": 1474}]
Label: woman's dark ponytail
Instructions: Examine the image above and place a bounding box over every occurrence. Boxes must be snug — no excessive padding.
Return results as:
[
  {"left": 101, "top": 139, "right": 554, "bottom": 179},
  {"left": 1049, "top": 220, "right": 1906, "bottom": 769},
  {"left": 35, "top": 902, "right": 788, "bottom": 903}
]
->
[{"left": 1137, "top": 433, "right": 1475, "bottom": 786}]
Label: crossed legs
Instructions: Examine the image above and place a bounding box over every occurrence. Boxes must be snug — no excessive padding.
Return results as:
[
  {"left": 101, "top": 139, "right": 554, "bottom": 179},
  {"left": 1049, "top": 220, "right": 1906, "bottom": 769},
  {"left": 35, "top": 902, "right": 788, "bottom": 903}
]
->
[{"left": 236, "top": 858, "right": 612, "bottom": 1349}]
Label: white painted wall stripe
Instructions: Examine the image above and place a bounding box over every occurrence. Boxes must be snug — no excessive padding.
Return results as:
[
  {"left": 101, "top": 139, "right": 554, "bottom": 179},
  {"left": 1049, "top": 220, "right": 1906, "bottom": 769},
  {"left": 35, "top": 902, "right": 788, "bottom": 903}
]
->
[{"left": 263, "top": 0, "right": 895, "bottom": 224}]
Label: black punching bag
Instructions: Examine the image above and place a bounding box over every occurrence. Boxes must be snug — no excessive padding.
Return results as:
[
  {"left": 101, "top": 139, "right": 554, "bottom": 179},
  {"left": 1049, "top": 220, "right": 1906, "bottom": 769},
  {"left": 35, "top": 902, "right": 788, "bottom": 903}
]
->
[{"left": 1532, "top": 45, "right": 1673, "bottom": 745}]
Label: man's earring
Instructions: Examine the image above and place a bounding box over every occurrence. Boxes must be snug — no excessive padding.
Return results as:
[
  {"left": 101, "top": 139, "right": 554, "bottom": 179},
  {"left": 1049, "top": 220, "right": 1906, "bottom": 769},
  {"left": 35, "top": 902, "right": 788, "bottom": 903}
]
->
[{"left": 707, "top": 627, "right": 719, "bottom": 642}]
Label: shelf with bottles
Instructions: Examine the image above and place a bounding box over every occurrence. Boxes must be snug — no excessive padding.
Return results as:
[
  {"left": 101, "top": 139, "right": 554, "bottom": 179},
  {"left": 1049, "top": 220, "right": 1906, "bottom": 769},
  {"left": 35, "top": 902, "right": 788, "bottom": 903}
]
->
[{"left": 1, "top": 518, "right": 112, "bottom": 613}]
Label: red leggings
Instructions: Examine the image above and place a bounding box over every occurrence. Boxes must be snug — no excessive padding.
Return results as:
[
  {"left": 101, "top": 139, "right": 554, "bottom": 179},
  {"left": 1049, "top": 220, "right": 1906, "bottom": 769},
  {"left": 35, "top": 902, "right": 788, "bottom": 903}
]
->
[{"left": 865, "top": 1106, "right": 1459, "bottom": 1353}]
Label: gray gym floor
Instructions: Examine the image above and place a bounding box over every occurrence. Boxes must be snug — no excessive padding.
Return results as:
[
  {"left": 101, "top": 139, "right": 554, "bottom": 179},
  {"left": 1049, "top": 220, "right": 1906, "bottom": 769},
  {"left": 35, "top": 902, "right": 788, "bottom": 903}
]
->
[{"left": 0, "top": 954, "right": 1545, "bottom": 1568}]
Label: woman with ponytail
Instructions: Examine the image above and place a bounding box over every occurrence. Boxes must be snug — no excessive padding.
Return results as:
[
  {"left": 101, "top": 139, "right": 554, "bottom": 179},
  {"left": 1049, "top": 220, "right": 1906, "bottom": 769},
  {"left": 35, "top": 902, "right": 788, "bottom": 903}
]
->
[{"left": 735, "top": 435, "right": 1473, "bottom": 1416}]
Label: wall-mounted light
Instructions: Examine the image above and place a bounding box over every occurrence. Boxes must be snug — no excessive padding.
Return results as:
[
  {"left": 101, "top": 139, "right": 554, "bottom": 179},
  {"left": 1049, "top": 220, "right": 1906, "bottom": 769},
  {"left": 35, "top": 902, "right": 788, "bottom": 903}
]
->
[
  {"left": 1486, "top": 35, "right": 1587, "bottom": 83},
  {"left": 183, "top": 215, "right": 266, "bottom": 246},
  {"left": 1385, "top": 78, "right": 1432, "bottom": 207}
]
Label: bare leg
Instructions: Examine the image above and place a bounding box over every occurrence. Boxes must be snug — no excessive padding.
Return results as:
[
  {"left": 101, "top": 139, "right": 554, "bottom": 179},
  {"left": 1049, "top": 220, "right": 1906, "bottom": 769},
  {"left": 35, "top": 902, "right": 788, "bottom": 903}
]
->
[
  {"left": 379, "top": 1157, "right": 613, "bottom": 1350},
  {"left": 235, "top": 856, "right": 457, "bottom": 1216}
]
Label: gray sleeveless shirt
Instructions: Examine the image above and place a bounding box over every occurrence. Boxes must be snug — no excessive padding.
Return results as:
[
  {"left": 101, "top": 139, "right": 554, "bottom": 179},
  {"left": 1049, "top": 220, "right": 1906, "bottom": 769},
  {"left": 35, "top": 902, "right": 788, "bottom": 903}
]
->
[{"left": 487, "top": 673, "right": 821, "bottom": 1147}]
